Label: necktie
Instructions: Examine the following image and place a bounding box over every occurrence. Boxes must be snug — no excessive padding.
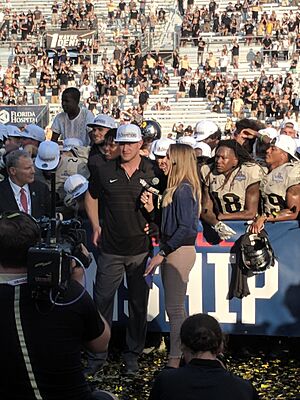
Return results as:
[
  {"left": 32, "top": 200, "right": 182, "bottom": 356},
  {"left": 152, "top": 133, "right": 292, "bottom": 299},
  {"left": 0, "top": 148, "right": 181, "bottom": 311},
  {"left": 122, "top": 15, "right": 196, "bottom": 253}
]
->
[{"left": 20, "top": 188, "right": 28, "bottom": 213}]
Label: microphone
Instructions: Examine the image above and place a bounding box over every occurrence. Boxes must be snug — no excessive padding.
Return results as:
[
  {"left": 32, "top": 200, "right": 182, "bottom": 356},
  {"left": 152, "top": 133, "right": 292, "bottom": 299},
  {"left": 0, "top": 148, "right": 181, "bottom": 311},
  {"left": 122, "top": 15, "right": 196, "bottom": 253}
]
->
[{"left": 139, "top": 178, "right": 160, "bottom": 196}]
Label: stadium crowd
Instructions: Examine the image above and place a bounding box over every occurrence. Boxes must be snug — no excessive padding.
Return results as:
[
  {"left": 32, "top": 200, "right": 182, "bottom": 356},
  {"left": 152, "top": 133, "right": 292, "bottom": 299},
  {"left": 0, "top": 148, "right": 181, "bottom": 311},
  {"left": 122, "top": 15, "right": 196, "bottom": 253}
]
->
[{"left": 0, "top": 92, "right": 299, "bottom": 398}]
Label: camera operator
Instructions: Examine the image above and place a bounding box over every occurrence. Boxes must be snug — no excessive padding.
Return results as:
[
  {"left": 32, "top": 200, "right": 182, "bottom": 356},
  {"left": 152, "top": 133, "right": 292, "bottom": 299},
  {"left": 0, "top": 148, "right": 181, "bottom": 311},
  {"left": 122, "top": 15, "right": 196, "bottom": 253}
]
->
[{"left": 0, "top": 212, "right": 115, "bottom": 400}]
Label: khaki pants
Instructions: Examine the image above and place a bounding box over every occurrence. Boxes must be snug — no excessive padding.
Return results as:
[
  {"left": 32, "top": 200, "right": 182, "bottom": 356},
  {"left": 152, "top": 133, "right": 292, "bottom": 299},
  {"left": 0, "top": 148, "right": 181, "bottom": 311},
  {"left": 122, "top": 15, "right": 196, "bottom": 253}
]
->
[{"left": 161, "top": 246, "right": 196, "bottom": 358}]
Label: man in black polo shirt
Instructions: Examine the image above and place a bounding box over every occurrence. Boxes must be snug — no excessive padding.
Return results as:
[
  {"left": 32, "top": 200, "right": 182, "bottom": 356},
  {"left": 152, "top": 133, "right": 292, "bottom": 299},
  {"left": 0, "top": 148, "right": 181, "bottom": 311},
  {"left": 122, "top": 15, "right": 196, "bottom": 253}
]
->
[
  {"left": 87, "top": 114, "right": 117, "bottom": 182},
  {"left": 85, "top": 124, "right": 159, "bottom": 375},
  {"left": 0, "top": 212, "right": 114, "bottom": 400}
]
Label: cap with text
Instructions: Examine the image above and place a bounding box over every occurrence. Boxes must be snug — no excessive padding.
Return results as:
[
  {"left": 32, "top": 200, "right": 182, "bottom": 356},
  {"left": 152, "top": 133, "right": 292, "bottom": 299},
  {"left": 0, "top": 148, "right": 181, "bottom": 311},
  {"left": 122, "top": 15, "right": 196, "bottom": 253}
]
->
[
  {"left": 35, "top": 141, "right": 60, "bottom": 170},
  {"left": 87, "top": 114, "right": 117, "bottom": 129},
  {"left": 153, "top": 138, "right": 175, "bottom": 157},
  {"left": 64, "top": 174, "right": 88, "bottom": 206},
  {"left": 115, "top": 124, "right": 142, "bottom": 143}
]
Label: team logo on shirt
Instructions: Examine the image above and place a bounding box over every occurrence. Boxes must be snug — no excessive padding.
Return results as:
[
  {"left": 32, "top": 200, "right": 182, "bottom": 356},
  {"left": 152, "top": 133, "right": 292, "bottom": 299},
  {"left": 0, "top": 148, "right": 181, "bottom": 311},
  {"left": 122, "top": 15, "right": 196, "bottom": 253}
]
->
[
  {"left": 273, "top": 173, "right": 284, "bottom": 183},
  {"left": 234, "top": 171, "right": 246, "bottom": 181}
]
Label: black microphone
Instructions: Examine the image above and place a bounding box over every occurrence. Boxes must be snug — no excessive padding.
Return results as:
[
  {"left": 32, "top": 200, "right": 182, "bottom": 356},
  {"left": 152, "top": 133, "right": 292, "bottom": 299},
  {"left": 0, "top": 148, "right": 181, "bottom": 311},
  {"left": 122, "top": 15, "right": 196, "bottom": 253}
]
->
[{"left": 139, "top": 178, "right": 160, "bottom": 196}]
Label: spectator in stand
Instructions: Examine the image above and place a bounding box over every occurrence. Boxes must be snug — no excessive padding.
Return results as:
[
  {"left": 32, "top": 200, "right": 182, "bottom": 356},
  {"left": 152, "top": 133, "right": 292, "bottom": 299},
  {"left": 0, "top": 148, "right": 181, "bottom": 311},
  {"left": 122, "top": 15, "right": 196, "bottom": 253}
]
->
[
  {"left": 219, "top": 49, "right": 230, "bottom": 73},
  {"left": 197, "top": 38, "right": 206, "bottom": 66},
  {"left": 176, "top": 77, "right": 186, "bottom": 101},
  {"left": 151, "top": 74, "right": 161, "bottom": 95},
  {"left": 80, "top": 79, "right": 96, "bottom": 107},
  {"left": 51, "top": 0, "right": 59, "bottom": 25},
  {"left": 244, "top": 20, "right": 255, "bottom": 46},
  {"left": 179, "top": 55, "right": 190, "bottom": 77},
  {"left": 139, "top": 84, "right": 149, "bottom": 111},
  {"left": 231, "top": 38, "right": 239, "bottom": 69},
  {"left": 231, "top": 93, "right": 244, "bottom": 119}
]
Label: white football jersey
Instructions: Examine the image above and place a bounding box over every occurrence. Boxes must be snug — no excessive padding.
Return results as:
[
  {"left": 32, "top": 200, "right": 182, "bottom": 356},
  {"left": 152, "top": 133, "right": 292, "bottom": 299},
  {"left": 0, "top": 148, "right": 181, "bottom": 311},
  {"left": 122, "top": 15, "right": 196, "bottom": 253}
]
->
[
  {"left": 261, "top": 162, "right": 300, "bottom": 214},
  {"left": 201, "top": 162, "right": 263, "bottom": 214}
]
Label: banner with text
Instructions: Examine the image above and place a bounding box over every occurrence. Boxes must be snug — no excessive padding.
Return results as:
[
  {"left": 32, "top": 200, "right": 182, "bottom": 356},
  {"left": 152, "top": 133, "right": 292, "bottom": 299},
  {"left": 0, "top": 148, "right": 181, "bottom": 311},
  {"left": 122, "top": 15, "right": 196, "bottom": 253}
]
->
[
  {"left": 0, "top": 105, "right": 49, "bottom": 127},
  {"left": 86, "top": 221, "right": 300, "bottom": 336},
  {"left": 46, "top": 30, "right": 96, "bottom": 49}
]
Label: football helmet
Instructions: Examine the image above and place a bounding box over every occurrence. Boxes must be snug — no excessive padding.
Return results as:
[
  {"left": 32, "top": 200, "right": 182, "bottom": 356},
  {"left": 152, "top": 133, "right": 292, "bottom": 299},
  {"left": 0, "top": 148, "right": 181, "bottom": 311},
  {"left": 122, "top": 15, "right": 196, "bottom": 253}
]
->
[
  {"left": 140, "top": 119, "right": 162, "bottom": 140},
  {"left": 240, "top": 230, "right": 275, "bottom": 274}
]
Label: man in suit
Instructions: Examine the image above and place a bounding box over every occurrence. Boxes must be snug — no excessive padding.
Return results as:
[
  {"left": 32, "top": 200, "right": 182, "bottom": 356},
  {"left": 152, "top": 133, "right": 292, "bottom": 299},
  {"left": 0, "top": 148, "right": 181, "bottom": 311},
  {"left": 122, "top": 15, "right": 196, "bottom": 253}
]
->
[{"left": 0, "top": 149, "right": 50, "bottom": 218}]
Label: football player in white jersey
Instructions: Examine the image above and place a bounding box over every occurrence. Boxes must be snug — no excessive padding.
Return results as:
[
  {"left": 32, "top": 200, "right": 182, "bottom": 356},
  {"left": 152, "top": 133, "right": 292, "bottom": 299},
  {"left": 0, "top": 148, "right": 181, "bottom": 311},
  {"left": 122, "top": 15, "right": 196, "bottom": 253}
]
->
[
  {"left": 200, "top": 140, "right": 263, "bottom": 239},
  {"left": 251, "top": 135, "right": 300, "bottom": 233}
]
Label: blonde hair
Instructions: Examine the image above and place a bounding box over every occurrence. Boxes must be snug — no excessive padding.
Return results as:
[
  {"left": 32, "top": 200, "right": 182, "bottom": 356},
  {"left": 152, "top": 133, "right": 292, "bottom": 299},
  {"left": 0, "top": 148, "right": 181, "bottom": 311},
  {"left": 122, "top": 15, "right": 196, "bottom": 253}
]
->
[{"left": 162, "top": 144, "right": 201, "bottom": 214}]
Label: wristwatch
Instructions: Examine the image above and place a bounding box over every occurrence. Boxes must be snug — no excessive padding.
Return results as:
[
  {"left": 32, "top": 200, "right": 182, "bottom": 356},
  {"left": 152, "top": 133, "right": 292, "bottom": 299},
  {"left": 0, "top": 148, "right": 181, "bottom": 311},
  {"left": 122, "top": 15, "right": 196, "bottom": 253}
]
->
[{"left": 158, "top": 249, "right": 166, "bottom": 257}]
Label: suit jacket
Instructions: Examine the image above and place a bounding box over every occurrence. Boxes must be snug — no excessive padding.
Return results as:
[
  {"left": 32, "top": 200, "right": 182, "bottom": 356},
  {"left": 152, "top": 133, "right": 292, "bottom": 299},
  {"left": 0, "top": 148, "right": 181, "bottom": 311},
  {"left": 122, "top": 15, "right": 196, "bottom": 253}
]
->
[{"left": 0, "top": 179, "right": 51, "bottom": 219}]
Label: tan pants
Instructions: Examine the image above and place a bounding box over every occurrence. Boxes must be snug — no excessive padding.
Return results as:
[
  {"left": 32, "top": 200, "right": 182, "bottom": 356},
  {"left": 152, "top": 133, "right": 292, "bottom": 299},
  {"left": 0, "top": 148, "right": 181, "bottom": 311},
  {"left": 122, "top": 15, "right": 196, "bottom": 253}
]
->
[{"left": 161, "top": 246, "right": 196, "bottom": 358}]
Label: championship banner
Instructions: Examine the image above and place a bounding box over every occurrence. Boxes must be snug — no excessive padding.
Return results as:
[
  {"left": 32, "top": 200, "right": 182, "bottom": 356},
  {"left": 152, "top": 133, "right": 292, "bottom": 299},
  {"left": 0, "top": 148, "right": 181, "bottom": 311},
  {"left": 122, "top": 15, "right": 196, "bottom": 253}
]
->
[
  {"left": 86, "top": 221, "right": 300, "bottom": 337},
  {"left": 0, "top": 105, "right": 49, "bottom": 127},
  {"left": 46, "top": 30, "right": 96, "bottom": 49}
]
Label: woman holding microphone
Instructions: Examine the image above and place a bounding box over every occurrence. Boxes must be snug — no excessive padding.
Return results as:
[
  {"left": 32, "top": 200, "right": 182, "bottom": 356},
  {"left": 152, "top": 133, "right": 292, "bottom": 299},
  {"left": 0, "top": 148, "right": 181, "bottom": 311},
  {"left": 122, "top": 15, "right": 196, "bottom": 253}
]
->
[{"left": 142, "top": 143, "right": 201, "bottom": 368}]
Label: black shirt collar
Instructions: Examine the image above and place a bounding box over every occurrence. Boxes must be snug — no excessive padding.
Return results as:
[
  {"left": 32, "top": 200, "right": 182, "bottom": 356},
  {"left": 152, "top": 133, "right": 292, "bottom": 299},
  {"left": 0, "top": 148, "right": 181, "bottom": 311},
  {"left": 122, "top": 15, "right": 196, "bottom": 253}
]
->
[
  {"left": 115, "top": 155, "right": 148, "bottom": 173},
  {"left": 189, "top": 358, "right": 224, "bottom": 369}
]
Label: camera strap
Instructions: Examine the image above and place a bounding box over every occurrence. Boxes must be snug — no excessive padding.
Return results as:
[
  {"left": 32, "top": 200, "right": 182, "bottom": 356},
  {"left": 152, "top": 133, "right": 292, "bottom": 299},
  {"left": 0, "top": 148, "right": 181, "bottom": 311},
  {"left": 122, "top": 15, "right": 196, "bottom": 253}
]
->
[{"left": 0, "top": 274, "right": 27, "bottom": 286}]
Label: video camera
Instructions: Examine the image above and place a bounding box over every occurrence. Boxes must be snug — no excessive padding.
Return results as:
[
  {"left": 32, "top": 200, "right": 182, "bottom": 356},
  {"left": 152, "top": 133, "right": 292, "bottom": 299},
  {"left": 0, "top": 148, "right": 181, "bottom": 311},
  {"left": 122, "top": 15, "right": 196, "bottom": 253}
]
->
[{"left": 27, "top": 172, "right": 90, "bottom": 300}]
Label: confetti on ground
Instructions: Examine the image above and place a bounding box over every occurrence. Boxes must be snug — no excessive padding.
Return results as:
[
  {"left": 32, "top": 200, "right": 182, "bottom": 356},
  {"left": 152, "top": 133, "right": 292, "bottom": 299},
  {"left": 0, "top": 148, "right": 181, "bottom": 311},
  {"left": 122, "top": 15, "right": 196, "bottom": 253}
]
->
[{"left": 86, "top": 337, "right": 300, "bottom": 400}]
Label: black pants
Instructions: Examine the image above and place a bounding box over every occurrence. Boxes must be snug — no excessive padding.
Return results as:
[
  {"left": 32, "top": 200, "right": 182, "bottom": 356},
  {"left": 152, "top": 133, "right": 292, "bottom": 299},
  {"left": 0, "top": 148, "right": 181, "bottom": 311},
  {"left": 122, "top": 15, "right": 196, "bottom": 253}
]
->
[{"left": 89, "top": 251, "right": 150, "bottom": 364}]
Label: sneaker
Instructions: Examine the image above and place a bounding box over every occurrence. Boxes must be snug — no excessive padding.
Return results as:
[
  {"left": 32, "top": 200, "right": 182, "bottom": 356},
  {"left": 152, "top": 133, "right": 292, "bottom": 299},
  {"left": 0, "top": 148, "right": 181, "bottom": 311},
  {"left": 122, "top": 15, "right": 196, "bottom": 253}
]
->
[
  {"left": 123, "top": 355, "right": 139, "bottom": 375},
  {"left": 83, "top": 360, "right": 107, "bottom": 377}
]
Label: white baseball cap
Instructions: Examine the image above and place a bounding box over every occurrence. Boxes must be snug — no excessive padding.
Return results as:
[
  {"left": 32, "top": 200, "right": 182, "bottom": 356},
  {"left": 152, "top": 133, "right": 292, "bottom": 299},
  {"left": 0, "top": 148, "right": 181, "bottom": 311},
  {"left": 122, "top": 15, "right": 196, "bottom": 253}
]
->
[
  {"left": 280, "top": 119, "right": 299, "bottom": 133},
  {"left": 64, "top": 174, "right": 88, "bottom": 206},
  {"left": 153, "top": 138, "right": 175, "bottom": 157},
  {"left": 87, "top": 114, "right": 117, "bottom": 129},
  {"left": 194, "top": 141, "right": 212, "bottom": 158},
  {"left": 273, "top": 135, "right": 298, "bottom": 159},
  {"left": 7, "top": 125, "right": 22, "bottom": 138},
  {"left": 22, "top": 124, "right": 46, "bottom": 142},
  {"left": 115, "top": 124, "right": 142, "bottom": 143},
  {"left": 194, "top": 120, "right": 219, "bottom": 141},
  {"left": 35, "top": 141, "right": 60, "bottom": 170},
  {"left": 258, "top": 127, "right": 278, "bottom": 140},
  {"left": 63, "top": 137, "right": 84, "bottom": 151},
  {"left": 177, "top": 136, "right": 196, "bottom": 148}
]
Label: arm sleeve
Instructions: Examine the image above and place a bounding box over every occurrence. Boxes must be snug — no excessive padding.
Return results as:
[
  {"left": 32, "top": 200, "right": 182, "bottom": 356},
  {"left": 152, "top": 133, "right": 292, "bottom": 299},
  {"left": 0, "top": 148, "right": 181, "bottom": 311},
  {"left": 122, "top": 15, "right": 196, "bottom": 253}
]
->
[
  {"left": 161, "top": 184, "right": 198, "bottom": 255},
  {"left": 79, "top": 286, "right": 105, "bottom": 342},
  {"left": 51, "top": 114, "right": 61, "bottom": 135}
]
